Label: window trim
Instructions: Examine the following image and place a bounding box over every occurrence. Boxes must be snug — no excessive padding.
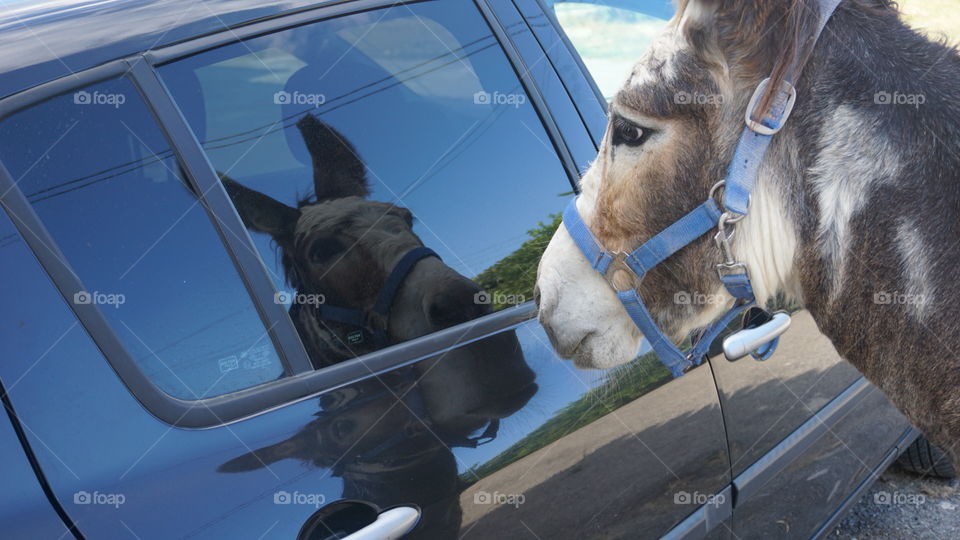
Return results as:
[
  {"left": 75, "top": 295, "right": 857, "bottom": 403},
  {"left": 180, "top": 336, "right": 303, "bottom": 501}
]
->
[
  {"left": 535, "top": 0, "right": 609, "bottom": 113},
  {"left": 126, "top": 59, "right": 315, "bottom": 377},
  {"left": 473, "top": 0, "right": 583, "bottom": 185},
  {"left": 528, "top": 0, "right": 609, "bottom": 141},
  {"left": 0, "top": 0, "right": 582, "bottom": 428}
]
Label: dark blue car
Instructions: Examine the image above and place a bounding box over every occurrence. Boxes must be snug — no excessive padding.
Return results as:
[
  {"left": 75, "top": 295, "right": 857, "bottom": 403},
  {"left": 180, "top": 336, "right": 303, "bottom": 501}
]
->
[{"left": 0, "top": 0, "right": 939, "bottom": 538}]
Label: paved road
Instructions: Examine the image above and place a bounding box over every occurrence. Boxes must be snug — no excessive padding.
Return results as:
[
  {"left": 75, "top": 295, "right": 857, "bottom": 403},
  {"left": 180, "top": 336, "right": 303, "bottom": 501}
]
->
[{"left": 832, "top": 464, "right": 960, "bottom": 539}]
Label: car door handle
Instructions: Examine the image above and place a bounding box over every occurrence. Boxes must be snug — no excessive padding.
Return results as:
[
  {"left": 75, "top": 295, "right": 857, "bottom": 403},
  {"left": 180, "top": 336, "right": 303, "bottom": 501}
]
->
[
  {"left": 722, "top": 312, "right": 791, "bottom": 360},
  {"left": 342, "top": 506, "right": 420, "bottom": 540}
]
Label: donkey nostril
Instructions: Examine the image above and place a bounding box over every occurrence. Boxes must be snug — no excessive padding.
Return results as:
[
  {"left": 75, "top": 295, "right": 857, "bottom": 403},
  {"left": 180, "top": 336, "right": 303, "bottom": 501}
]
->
[{"left": 533, "top": 285, "right": 542, "bottom": 310}]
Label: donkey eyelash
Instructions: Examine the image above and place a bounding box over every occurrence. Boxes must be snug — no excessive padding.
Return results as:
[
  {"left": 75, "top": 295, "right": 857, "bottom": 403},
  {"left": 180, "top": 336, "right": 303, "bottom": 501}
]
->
[{"left": 612, "top": 116, "right": 656, "bottom": 147}]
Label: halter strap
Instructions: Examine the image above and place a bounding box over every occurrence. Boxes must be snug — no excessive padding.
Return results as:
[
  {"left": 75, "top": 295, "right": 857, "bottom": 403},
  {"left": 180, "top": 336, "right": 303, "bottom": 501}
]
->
[
  {"left": 724, "top": 0, "right": 842, "bottom": 214},
  {"left": 564, "top": 199, "right": 723, "bottom": 280},
  {"left": 312, "top": 246, "right": 439, "bottom": 347},
  {"left": 372, "top": 246, "right": 438, "bottom": 317}
]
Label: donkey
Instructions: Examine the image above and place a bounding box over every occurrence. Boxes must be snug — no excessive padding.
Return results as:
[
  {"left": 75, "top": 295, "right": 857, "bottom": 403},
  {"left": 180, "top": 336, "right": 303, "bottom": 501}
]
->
[
  {"left": 225, "top": 113, "right": 537, "bottom": 431},
  {"left": 536, "top": 0, "right": 960, "bottom": 462}
]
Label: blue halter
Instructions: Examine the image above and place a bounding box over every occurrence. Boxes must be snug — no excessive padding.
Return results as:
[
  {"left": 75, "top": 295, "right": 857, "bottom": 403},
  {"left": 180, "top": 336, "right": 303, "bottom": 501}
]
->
[
  {"left": 313, "top": 246, "right": 439, "bottom": 348},
  {"left": 563, "top": 0, "right": 841, "bottom": 377}
]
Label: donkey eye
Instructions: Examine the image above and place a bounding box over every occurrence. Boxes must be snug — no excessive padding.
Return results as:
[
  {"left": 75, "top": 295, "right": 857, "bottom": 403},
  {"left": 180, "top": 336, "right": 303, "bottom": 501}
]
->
[
  {"left": 612, "top": 116, "right": 655, "bottom": 147},
  {"left": 308, "top": 237, "right": 343, "bottom": 264},
  {"left": 624, "top": 126, "right": 644, "bottom": 141}
]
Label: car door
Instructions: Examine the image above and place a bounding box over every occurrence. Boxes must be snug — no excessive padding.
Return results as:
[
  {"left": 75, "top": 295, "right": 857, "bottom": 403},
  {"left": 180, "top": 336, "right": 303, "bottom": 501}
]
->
[{"left": 0, "top": 1, "right": 732, "bottom": 539}]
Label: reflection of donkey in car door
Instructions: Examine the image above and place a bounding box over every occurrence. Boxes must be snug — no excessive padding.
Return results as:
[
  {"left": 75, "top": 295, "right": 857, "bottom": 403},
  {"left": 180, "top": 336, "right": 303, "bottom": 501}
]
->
[
  {"left": 219, "top": 114, "right": 538, "bottom": 536},
  {"left": 222, "top": 114, "right": 512, "bottom": 364},
  {"left": 221, "top": 113, "right": 537, "bottom": 420},
  {"left": 219, "top": 370, "right": 534, "bottom": 539}
]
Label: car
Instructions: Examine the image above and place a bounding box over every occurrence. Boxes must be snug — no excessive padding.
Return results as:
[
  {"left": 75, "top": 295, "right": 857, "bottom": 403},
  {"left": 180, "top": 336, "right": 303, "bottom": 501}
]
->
[{"left": 0, "top": 0, "right": 926, "bottom": 538}]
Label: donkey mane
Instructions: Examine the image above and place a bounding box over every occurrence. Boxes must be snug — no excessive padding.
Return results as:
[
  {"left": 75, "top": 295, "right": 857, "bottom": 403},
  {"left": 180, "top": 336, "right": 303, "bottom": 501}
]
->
[{"left": 677, "top": 0, "right": 900, "bottom": 119}]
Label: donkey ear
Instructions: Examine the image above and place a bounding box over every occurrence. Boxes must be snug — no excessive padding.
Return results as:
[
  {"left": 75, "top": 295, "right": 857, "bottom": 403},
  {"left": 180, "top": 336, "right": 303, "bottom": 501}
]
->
[
  {"left": 220, "top": 174, "right": 300, "bottom": 242},
  {"left": 296, "top": 114, "right": 370, "bottom": 201},
  {"left": 678, "top": 0, "right": 820, "bottom": 109},
  {"left": 677, "top": 0, "right": 720, "bottom": 28}
]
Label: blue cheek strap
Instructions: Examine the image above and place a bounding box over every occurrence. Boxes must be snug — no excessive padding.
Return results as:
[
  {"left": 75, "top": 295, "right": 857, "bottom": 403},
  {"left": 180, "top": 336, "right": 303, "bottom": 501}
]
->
[{"left": 564, "top": 198, "right": 765, "bottom": 377}]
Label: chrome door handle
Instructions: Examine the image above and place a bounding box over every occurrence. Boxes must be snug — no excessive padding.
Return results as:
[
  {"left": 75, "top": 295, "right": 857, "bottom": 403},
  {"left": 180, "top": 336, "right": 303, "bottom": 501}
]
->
[
  {"left": 722, "top": 312, "right": 791, "bottom": 360},
  {"left": 342, "top": 506, "right": 420, "bottom": 540}
]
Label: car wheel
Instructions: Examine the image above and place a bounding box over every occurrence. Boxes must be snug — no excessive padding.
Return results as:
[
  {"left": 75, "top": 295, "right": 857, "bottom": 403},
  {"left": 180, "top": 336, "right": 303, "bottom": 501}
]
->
[{"left": 897, "top": 436, "right": 957, "bottom": 479}]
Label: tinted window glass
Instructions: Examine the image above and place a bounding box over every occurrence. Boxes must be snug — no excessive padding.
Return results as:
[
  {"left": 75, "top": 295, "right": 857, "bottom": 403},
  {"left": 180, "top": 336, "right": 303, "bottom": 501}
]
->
[
  {"left": 551, "top": 2, "right": 670, "bottom": 99},
  {"left": 0, "top": 77, "right": 284, "bottom": 399},
  {"left": 160, "top": 0, "right": 571, "bottom": 368}
]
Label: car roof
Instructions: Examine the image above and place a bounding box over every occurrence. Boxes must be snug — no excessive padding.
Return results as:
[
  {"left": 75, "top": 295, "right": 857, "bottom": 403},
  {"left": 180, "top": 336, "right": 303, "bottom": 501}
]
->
[{"left": 0, "top": 0, "right": 329, "bottom": 99}]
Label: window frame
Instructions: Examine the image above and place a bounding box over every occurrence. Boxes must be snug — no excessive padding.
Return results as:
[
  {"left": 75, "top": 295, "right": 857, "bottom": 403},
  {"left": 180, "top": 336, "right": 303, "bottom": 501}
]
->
[{"left": 0, "top": 0, "right": 582, "bottom": 428}]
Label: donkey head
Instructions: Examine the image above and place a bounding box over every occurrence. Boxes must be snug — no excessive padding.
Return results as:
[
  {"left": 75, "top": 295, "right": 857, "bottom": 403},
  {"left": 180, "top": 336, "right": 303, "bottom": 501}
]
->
[
  {"left": 227, "top": 114, "right": 493, "bottom": 365},
  {"left": 536, "top": 0, "right": 852, "bottom": 368},
  {"left": 226, "top": 114, "right": 536, "bottom": 427}
]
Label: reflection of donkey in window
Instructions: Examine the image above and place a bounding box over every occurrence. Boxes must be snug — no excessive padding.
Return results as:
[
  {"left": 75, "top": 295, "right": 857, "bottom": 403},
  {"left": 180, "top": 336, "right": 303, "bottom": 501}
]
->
[
  {"left": 221, "top": 116, "right": 537, "bottom": 537},
  {"left": 222, "top": 114, "right": 500, "bottom": 367}
]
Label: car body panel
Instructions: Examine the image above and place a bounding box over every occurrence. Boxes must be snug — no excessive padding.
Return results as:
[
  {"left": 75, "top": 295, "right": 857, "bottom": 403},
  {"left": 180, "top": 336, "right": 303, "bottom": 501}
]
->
[
  {"left": 0, "top": 0, "right": 916, "bottom": 539},
  {"left": 0, "top": 389, "right": 71, "bottom": 539},
  {"left": 731, "top": 385, "right": 911, "bottom": 537},
  {"left": 0, "top": 200, "right": 731, "bottom": 538},
  {"left": 0, "top": 0, "right": 336, "bottom": 99},
  {"left": 708, "top": 310, "right": 863, "bottom": 477}
]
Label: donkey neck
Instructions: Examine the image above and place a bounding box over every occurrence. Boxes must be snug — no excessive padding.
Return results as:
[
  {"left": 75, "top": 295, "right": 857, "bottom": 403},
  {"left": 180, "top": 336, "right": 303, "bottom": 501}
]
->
[
  {"left": 743, "top": 5, "right": 960, "bottom": 458},
  {"left": 790, "top": 7, "right": 960, "bottom": 319}
]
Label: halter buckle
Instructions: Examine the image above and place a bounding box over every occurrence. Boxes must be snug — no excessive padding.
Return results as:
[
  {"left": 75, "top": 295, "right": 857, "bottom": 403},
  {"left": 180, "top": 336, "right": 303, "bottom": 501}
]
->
[
  {"left": 604, "top": 252, "right": 640, "bottom": 291},
  {"left": 745, "top": 78, "right": 797, "bottom": 136}
]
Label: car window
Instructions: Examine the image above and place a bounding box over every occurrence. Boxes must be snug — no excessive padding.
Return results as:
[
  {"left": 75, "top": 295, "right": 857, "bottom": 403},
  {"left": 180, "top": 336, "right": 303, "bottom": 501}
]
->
[
  {"left": 549, "top": 1, "right": 671, "bottom": 100},
  {"left": 159, "top": 0, "right": 572, "bottom": 369},
  {"left": 0, "top": 77, "right": 286, "bottom": 400}
]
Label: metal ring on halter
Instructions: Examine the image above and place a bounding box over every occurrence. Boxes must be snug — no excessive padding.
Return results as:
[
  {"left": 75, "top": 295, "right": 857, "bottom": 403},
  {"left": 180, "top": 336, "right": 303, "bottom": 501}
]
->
[
  {"left": 710, "top": 180, "right": 751, "bottom": 220},
  {"left": 603, "top": 251, "right": 640, "bottom": 291},
  {"left": 709, "top": 180, "right": 726, "bottom": 202},
  {"left": 718, "top": 211, "right": 745, "bottom": 229}
]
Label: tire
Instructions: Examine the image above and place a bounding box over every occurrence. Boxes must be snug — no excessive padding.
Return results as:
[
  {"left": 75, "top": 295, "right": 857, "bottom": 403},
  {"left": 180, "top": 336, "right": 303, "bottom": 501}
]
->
[{"left": 896, "top": 436, "right": 957, "bottom": 479}]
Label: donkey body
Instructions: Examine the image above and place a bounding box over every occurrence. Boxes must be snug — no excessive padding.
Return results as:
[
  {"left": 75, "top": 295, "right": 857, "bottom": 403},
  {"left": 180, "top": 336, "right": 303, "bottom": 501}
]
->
[{"left": 537, "top": 0, "right": 960, "bottom": 461}]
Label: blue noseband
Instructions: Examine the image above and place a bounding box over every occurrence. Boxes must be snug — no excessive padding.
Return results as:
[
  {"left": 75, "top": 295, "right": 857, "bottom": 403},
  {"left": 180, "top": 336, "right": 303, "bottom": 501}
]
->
[{"left": 562, "top": 0, "right": 842, "bottom": 377}]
